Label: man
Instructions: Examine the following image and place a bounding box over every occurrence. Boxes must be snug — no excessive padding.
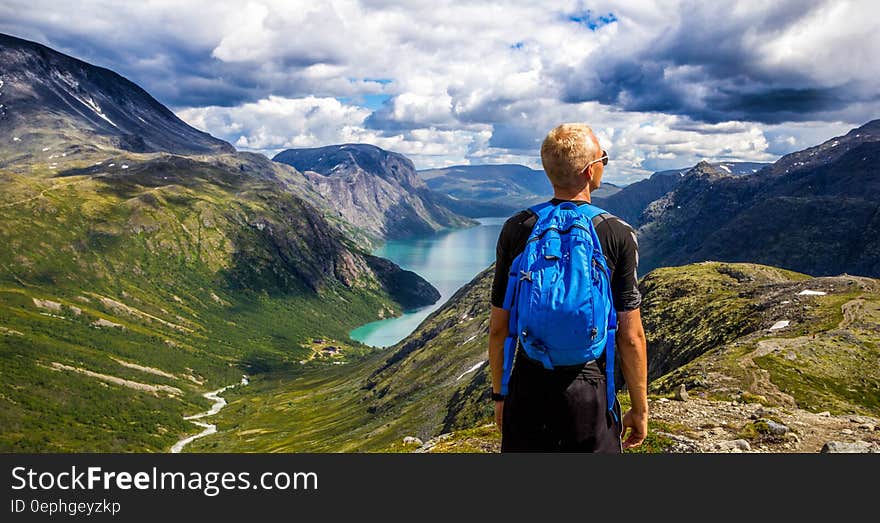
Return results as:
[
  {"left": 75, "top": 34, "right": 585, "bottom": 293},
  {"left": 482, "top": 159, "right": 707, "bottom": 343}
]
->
[{"left": 488, "top": 123, "right": 648, "bottom": 452}]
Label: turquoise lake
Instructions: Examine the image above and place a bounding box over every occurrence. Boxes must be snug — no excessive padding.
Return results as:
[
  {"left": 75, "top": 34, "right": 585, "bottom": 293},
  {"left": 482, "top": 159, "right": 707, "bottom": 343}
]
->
[{"left": 349, "top": 217, "right": 507, "bottom": 347}]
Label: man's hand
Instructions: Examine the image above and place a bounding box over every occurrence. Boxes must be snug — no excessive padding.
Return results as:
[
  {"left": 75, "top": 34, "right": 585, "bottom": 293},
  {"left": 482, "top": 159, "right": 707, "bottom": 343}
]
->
[
  {"left": 621, "top": 409, "right": 648, "bottom": 449},
  {"left": 488, "top": 306, "right": 510, "bottom": 434}
]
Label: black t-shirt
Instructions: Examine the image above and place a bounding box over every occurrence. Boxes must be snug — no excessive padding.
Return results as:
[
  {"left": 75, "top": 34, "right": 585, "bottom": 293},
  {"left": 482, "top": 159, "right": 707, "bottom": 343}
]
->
[{"left": 490, "top": 199, "right": 642, "bottom": 312}]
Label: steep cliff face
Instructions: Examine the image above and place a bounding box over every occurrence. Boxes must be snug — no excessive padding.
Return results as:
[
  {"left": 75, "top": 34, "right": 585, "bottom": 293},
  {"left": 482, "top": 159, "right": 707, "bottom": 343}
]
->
[
  {"left": 637, "top": 122, "right": 880, "bottom": 278},
  {"left": 273, "top": 144, "right": 476, "bottom": 240}
]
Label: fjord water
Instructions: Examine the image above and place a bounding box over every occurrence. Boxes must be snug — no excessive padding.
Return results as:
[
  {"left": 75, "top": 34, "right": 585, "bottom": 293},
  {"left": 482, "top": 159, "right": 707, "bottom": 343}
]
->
[{"left": 349, "top": 217, "right": 507, "bottom": 347}]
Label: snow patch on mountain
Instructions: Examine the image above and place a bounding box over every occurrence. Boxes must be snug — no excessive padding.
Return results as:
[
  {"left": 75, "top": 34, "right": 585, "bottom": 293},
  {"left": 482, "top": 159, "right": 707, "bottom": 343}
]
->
[
  {"left": 456, "top": 360, "right": 485, "bottom": 381},
  {"left": 69, "top": 91, "right": 118, "bottom": 128}
]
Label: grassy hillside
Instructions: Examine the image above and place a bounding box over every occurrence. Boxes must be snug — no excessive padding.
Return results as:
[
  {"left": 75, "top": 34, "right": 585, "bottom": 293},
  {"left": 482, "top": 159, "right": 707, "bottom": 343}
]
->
[
  {"left": 186, "top": 267, "right": 497, "bottom": 452},
  {"left": 0, "top": 150, "right": 438, "bottom": 452},
  {"left": 647, "top": 262, "right": 880, "bottom": 416}
]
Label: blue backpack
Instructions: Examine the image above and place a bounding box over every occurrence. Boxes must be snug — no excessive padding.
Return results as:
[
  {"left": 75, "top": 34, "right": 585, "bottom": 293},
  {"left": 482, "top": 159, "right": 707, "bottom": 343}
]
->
[{"left": 501, "top": 201, "right": 618, "bottom": 419}]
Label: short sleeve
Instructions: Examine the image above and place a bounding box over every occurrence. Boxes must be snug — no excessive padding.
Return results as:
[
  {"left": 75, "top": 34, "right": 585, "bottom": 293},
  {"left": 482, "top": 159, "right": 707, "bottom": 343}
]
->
[
  {"left": 606, "top": 217, "right": 642, "bottom": 311},
  {"left": 490, "top": 220, "right": 515, "bottom": 308}
]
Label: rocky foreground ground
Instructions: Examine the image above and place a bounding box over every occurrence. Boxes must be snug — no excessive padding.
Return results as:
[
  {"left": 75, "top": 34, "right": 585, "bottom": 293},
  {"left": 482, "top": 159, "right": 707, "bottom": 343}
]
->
[
  {"left": 397, "top": 392, "right": 880, "bottom": 453},
  {"left": 646, "top": 393, "right": 878, "bottom": 453}
]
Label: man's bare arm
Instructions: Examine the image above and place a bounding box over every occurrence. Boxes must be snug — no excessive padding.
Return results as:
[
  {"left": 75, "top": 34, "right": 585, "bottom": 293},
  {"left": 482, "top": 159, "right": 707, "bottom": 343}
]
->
[
  {"left": 488, "top": 306, "right": 510, "bottom": 431},
  {"left": 617, "top": 307, "right": 648, "bottom": 448}
]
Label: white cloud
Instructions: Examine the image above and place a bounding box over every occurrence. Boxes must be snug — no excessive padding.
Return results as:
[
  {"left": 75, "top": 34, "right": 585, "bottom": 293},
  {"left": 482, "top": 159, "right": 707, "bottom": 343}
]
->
[
  {"left": 177, "top": 95, "right": 492, "bottom": 168},
  {"left": 4, "top": 0, "right": 877, "bottom": 182}
]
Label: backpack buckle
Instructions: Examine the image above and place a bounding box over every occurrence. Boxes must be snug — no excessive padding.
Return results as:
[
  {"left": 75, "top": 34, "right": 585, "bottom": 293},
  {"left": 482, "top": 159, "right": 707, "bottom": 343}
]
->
[{"left": 519, "top": 270, "right": 532, "bottom": 282}]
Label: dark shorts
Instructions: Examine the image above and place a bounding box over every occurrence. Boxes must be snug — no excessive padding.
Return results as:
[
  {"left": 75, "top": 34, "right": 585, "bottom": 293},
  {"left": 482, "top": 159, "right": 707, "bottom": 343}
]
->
[{"left": 501, "top": 350, "right": 622, "bottom": 453}]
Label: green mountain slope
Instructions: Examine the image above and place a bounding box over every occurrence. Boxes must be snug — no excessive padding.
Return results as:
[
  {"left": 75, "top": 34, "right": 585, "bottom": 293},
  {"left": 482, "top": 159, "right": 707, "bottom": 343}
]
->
[
  {"left": 0, "top": 35, "right": 440, "bottom": 452},
  {"left": 644, "top": 262, "right": 880, "bottom": 415},
  {"left": 190, "top": 261, "right": 880, "bottom": 453},
  {"left": 0, "top": 150, "right": 441, "bottom": 452},
  {"left": 185, "top": 267, "right": 495, "bottom": 452}
]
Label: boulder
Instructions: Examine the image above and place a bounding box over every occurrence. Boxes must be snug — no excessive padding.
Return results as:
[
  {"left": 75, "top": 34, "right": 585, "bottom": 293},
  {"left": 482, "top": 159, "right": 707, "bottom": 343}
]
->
[
  {"left": 403, "top": 436, "right": 424, "bottom": 446},
  {"left": 765, "top": 420, "right": 790, "bottom": 436},
  {"left": 716, "top": 439, "right": 751, "bottom": 452},
  {"left": 820, "top": 441, "right": 880, "bottom": 453},
  {"left": 674, "top": 384, "right": 689, "bottom": 402}
]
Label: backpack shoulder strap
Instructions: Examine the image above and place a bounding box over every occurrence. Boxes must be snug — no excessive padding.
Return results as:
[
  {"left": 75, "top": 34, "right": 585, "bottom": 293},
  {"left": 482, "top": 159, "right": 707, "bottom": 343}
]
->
[
  {"left": 524, "top": 201, "right": 557, "bottom": 238},
  {"left": 575, "top": 202, "right": 609, "bottom": 221},
  {"left": 527, "top": 201, "right": 555, "bottom": 220}
]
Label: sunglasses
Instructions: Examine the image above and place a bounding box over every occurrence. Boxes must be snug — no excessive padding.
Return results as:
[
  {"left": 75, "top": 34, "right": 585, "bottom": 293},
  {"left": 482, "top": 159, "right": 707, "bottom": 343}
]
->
[{"left": 582, "top": 150, "right": 609, "bottom": 172}]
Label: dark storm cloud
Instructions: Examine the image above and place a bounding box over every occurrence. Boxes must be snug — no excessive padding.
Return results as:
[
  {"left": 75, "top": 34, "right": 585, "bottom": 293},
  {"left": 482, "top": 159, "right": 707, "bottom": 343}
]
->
[
  {"left": 562, "top": 0, "right": 875, "bottom": 124},
  {"left": 363, "top": 104, "right": 416, "bottom": 132},
  {"left": 486, "top": 123, "right": 542, "bottom": 152},
  {"left": 0, "top": 21, "right": 335, "bottom": 109}
]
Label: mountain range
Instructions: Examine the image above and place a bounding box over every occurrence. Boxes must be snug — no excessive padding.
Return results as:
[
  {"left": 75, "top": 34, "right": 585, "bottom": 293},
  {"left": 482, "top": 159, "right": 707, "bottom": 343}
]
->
[
  {"left": 419, "top": 163, "right": 621, "bottom": 217},
  {"left": 593, "top": 162, "right": 768, "bottom": 227},
  {"left": 185, "top": 121, "right": 880, "bottom": 453},
  {"left": 635, "top": 122, "right": 880, "bottom": 277}
]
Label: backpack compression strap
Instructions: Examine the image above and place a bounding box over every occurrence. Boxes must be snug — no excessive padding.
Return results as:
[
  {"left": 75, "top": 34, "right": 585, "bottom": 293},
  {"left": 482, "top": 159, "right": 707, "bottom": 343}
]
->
[
  {"left": 499, "top": 202, "right": 555, "bottom": 395},
  {"left": 574, "top": 203, "right": 619, "bottom": 421},
  {"left": 606, "top": 307, "right": 618, "bottom": 422},
  {"left": 500, "top": 254, "right": 521, "bottom": 396}
]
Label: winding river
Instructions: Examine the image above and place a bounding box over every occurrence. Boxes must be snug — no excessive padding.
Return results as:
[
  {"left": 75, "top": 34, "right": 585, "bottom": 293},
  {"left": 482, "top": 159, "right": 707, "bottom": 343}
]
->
[
  {"left": 349, "top": 217, "right": 507, "bottom": 347},
  {"left": 170, "top": 385, "right": 234, "bottom": 453}
]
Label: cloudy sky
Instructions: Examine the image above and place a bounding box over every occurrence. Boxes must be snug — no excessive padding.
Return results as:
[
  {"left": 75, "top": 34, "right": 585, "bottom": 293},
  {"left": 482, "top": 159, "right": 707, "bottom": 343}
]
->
[{"left": 2, "top": 0, "right": 877, "bottom": 183}]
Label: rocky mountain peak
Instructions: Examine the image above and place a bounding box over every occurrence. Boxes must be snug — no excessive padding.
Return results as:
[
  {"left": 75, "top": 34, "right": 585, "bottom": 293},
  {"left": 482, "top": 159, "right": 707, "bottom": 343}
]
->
[
  {"left": 0, "top": 32, "right": 233, "bottom": 160},
  {"left": 274, "top": 143, "right": 420, "bottom": 187},
  {"left": 687, "top": 160, "right": 723, "bottom": 178},
  {"left": 636, "top": 119, "right": 880, "bottom": 278}
]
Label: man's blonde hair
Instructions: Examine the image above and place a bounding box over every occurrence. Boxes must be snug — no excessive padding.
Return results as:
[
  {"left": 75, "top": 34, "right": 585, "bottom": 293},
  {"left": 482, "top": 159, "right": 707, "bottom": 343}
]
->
[{"left": 540, "top": 123, "right": 601, "bottom": 190}]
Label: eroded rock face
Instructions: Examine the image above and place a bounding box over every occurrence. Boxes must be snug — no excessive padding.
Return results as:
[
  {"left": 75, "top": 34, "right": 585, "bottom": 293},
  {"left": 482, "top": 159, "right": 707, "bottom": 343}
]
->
[{"left": 273, "top": 144, "right": 475, "bottom": 240}]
